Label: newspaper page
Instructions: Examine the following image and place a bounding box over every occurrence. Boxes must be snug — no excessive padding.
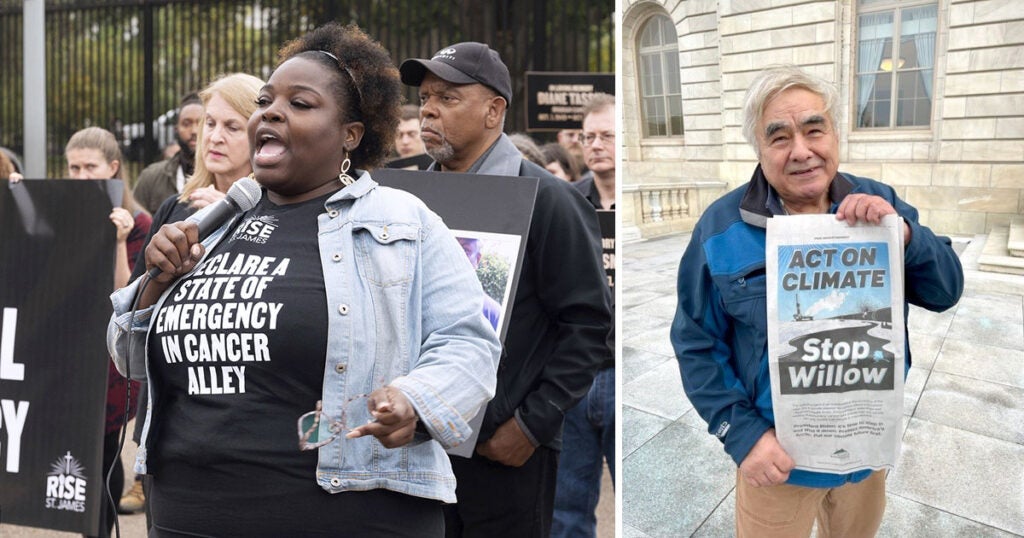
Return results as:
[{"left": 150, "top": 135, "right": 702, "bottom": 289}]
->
[{"left": 766, "top": 214, "right": 905, "bottom": 474}]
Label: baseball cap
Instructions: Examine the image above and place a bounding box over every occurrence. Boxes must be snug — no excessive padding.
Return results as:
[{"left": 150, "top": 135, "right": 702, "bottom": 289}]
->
[{"left": 400, "top": 42, "right": 512, "bottom": 104}]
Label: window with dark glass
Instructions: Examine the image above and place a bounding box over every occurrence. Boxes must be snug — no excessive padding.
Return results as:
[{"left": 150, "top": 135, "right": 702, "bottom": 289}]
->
[
  {"left": 855, "top": 1, "right": 938, "bottom": 129},
  {"left": 637, "top": 14, "right": 683, "bottom": 137}
]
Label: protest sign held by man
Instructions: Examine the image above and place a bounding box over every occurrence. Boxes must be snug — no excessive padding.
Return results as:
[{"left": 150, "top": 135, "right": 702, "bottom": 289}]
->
[{"left": 670, "top": 64, "right": 964, "bottom": 537}]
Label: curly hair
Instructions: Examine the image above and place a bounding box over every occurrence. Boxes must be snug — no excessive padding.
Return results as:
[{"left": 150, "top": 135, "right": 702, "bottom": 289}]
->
[{"left": 277, "top": 23, "right": 401, "bottom": 170}]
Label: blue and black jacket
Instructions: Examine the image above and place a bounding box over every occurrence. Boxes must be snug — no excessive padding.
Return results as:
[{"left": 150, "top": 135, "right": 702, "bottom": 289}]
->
[{"left": 670, "top": 166, "right": 963, "bottom": 487}]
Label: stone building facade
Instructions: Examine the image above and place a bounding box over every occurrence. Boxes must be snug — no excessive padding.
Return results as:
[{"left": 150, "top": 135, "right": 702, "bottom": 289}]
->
[{"left": 620, "top": 0, "right": 1024, "bottom": 240}]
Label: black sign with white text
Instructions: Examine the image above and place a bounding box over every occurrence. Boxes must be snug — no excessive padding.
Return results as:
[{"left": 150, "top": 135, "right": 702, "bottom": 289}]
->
[
  {"left": 1, "top": 179, "right": 116, "bottom": 534},
  {"left": 525, "top": 72, "right": 615, "bottom": 131}
]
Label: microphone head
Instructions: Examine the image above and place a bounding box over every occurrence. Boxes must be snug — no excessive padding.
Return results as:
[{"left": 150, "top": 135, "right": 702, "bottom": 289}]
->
[{"left": 226, "top": 177, "right": 262, "bottom": 211}]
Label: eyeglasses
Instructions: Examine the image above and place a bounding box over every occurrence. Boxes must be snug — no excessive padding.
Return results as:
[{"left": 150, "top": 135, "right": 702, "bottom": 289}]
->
[
  {"left": 296, "top": 394, "right": 369, "bottom": 451},
  {"left": 581, "top": 132, "right": 615, "bottom": 145}
]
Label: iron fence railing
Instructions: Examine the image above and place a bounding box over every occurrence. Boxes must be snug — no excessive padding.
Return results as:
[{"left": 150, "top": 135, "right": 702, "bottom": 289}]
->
[{"left": 0, "top": 0, "right": 613, "bottom": 179}]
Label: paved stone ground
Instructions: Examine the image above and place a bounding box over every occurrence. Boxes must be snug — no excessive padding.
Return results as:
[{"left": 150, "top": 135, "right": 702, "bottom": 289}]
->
[{"left": 621, "top": 232, "right": 1024, "bottom": 537}]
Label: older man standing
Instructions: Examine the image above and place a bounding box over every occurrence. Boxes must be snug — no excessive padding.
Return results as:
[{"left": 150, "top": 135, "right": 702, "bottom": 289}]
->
[
  {"left": 400, "top": 42, "right": 612, "bottom": 538},
  {"left": 671, "top": 65, "right": 963, "bottom": 537}
]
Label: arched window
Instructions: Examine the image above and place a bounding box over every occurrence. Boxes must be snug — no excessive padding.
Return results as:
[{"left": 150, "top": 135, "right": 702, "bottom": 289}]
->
[{"left": 637, "top": 14, "right": 683, "bottom": 137}]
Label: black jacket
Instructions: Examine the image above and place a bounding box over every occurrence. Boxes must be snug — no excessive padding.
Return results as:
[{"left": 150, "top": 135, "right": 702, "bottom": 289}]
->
[{"left": 478, "top": 158, "right": 613, "bottom": 450}]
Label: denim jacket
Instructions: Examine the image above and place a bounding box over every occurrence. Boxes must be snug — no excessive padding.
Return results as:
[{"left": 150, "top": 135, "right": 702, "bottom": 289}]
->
[{"left": 107, "top": 171, "right": 501, "bottom": 503}]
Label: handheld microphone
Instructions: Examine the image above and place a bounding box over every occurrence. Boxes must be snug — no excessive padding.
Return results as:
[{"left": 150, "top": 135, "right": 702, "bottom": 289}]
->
[{"left": 145, "top": 177, "right": 262, "bottom": 279}]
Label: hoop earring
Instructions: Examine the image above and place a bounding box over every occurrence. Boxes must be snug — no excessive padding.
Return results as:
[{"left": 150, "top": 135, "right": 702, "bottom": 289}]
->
[{"left": 338, "top": 155, "right": 355, "bottom": 186}]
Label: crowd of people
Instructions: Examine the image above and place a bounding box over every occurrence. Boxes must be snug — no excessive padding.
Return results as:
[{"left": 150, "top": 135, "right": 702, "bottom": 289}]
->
[
  {"left": 7, "top": 22, "right": 614, "bottom": 538},
  {"left": 1, "top": 18, "right": 970, "bottom": 538}
]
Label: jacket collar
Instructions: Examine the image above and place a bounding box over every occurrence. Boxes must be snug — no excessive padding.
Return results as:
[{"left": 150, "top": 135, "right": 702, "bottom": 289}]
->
[
  {"left": 472, "top": 133, "right": 523, "bottom": 177},
  {"left": 738, "top": 164, "right": 853, "bottom": 229},
  {"left": 326, "top": 169, "right": 377, "bottom": 206}
]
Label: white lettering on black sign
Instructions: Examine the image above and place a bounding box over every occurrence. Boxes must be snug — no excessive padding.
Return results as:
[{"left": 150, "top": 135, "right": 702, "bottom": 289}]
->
[{"left": 0, "top": 308, "right": 28, "bottom": 473}]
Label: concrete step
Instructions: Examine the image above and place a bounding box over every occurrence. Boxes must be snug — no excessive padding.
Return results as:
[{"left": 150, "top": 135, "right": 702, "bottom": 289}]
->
[
  {"left": 978, "top": 226, "right": 1024, "bottom": 275},
  {"left": 1008, "top": 216, "right": 1024, "bottom": 257},
  {"left": 961, "top": 234, "right": 1024, "bottom": 295}
]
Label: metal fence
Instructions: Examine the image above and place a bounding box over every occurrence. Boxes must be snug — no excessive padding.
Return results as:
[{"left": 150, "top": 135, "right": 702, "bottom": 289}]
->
[{"left": 0, "top": 0, "right": 614, "bottom": 179}]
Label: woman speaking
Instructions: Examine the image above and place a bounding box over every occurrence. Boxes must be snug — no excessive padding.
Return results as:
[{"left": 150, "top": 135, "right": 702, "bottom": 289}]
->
[{"left": 108, "top": 23, "right": 500, "bottom": 537}]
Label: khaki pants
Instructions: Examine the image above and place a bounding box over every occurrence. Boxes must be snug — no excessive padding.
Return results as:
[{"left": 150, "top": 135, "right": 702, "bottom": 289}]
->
[{"left": 735, "top": 470, "right": 887, "bottom": 538}]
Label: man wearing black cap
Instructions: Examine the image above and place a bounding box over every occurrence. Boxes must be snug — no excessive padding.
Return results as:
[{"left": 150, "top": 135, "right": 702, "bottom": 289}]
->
[{"left": 401, "top": 43, "right": 612, "bottom": 537}]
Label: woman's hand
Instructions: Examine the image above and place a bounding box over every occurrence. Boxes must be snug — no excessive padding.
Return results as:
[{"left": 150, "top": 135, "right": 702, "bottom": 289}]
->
[
  {"left": 8, "top": 172, "right": 23, "bottom": 183},
  {"left": 188, "top": 185, "right": 227, "bottom": 209},
  {"left": 346, "top": 386, "right": 419, "bottom": 448},
  {"left": 144, "top": 221, "right": 203, "bottom": 285},
  {"left": 110, "top": 207, "right": 135, "bottom": 242}
]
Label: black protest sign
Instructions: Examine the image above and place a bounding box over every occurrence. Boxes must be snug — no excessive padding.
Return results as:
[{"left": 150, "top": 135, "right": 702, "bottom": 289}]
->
[
  {"left": 525, "top": 72, "right": 615, "bottom": 131},
  {"left": 373, "top": 168, "right": 537, "bottom": 234},
  {"left": 1, "top": 179, "right": 119, "bottom": 534},
  {"left": 384, "top": 153, "right": 434, "bottom": 171}
]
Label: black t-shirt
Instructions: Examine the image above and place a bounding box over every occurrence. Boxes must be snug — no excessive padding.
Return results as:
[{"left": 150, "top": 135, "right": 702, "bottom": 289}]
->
[{"left": 147, "top": 192, "right": 340, "bottom": 534}]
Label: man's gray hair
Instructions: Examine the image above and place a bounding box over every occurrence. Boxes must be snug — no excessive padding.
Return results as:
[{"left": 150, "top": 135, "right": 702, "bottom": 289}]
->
[
  {"left": 582, "top": 92, "right": 615, "bottom": 122},
  {"left": 741, "top": 65, "right": 839, "bottom": 157}
]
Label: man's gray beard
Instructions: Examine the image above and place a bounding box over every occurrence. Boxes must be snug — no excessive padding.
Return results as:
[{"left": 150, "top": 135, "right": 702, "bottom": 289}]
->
[{"left": 425, "top": 138, "right": 455, "bottom": 166}]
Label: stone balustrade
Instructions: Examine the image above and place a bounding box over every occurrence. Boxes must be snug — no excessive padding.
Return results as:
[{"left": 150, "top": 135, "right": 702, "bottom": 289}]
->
[{"left": 621, "top": 181, "right": 727, "bottom": 240}]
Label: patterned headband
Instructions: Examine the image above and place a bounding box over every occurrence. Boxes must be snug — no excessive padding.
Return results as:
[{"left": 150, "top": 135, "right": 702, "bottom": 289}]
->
[{"left": 316, "top": 50, "right": 363, "bottom": 116}]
